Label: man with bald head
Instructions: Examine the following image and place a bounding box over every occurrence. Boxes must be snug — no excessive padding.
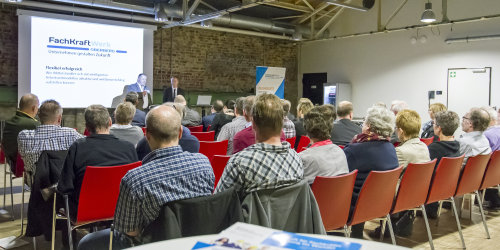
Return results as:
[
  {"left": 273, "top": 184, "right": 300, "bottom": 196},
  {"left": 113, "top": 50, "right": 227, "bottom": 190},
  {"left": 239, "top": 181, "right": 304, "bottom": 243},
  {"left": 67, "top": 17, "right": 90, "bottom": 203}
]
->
[
  {"left": 78, "top": 105, "right": 214, "bottom": 250},
  {"left": 331, "top": 101, "right": 361, "bottom": 146},
  {"left": 174, "top": 95, "right": 201, "bottom": 127},
  {"left": 2, "top": 94, "right": 40, "bottom": 170}
]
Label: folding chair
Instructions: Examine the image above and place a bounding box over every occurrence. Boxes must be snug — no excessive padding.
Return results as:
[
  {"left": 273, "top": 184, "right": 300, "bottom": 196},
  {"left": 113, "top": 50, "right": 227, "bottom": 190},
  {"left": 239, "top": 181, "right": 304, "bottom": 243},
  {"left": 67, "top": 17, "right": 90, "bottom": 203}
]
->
[
  {"left": 211, "top": 155, "right": 231, "bottom": 189},
  {"left": 296, "top": 136, "right": 310, "bottom": 153},
  {"left": 51, "top": 161, "right": 142, "bottom": 250},
  {"left": 199, "top": 140, "right": 228, "bottom": 162},
  {"left": 285, "top": 137, "right": 296, "bottom": 148},
  {"left": 186, "top": 125, "right": 203, "bottom": 133},
  {"left": 479, "top": 151, "right": 500, "bottom": 203},
  {"left": 420, "top": 137, "right": 434, "bottom": 146},
  {"left": 191, "top": 131, "right": 215, "bottom": 142}
]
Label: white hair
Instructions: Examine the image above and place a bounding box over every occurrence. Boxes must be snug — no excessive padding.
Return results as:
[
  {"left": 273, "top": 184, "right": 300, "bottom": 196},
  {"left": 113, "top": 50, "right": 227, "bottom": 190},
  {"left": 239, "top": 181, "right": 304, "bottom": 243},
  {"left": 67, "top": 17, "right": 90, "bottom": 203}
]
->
[
  {"left": 390, "top": 100, "right": 408, "bottom": 114},
  {"left": 365, "top": 105, "right": 396, "bottom": 137},
  {"left": 482, "top": 106, "right": 498, "bottom": 125}
]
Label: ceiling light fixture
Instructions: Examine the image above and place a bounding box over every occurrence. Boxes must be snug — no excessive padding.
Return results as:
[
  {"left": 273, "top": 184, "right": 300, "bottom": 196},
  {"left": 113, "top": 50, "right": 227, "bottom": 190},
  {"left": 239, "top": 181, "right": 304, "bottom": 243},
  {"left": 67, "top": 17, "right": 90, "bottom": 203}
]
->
[{"left": 420, "top": 1, "right": 436, "bottom": 23}]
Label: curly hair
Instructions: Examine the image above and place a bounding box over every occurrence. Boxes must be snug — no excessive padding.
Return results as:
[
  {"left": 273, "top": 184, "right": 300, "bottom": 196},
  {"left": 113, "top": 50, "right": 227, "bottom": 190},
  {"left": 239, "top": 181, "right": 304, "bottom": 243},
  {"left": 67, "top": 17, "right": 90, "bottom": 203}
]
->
[
  {"left": 365, "top": 105, "right": 395, "bottom": 137},
  {"left": 304, "top": 106, "right": 332, "bottom": 141}
]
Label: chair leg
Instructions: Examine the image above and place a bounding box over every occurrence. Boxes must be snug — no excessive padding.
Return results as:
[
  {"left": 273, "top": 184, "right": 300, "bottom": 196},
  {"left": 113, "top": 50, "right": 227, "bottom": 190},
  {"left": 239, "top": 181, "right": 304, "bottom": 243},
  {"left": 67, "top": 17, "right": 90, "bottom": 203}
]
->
[
  {"left": 3, "top": 163, "right": 6, "bottom": 208},
  {"left": 436, "top": 200, "right": 443, "bottom": 226},
  {"left": 109, "top": 224, "right": 114, "bottom": 250},
  {"left": 20, "top": 172, "right": 25, "bottom": 236},
  {"left": 51, "top": 193, "right": 57, "bottom": 250},
  {"left": 346, "top": 226, "right": 351, "bottom": 238},
  {"left": 343, "top": 225, "right": 349, "bottom": 237},
  {"left": 386, "top": 215, "right": 396, "bottom": 245},
  {"left": 64, "top": 195, "right": 74, "bottom": 250},
  {"left": 9, "top": 171, "right": 14, "bottom": 220},
  {"left": 450, "top": 197, "right": 466, "bottom": 249},
  {"left": 420, "top": 205, "right": 435, "bottom": 250},
  {"left": 475, "top": 190, "right": 491, "bottom": 239},
  {"left": 33, "top": 237, "right": 37, "bottom": 250},
  {"left": 380, "top": 218, "right": 387, "bottom": 241}
]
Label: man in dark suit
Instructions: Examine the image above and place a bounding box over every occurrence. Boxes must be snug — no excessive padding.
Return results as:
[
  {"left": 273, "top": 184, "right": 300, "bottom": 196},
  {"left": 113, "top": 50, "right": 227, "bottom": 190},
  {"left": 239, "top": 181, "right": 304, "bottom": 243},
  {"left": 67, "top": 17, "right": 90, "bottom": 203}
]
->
[
  {"left": 2, "top": 94, "right": 40, "bottom": 169},
  {"left": 124, "top": 92, "right": 146, "bottom": 127},
  {"left": 163, "top": 77, "right": 185, "bottom": 103},
  {"left": 331, "top": 101, "right": 362, "bottom": 146},
  {"left": 126, "top": 73, "right": 152, "bottom": 111}
]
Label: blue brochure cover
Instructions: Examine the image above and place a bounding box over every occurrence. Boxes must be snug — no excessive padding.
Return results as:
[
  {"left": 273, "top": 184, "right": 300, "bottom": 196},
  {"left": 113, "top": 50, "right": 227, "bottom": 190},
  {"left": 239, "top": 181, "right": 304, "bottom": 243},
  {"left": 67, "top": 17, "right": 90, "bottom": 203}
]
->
[{"left": 261, "top": 232, "right": 362, "bottom": 250}]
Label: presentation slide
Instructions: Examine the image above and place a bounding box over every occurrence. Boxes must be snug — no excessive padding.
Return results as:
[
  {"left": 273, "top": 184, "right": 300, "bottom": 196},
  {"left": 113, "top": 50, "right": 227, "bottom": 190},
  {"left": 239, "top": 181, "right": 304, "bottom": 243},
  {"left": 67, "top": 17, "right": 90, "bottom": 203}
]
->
[{"left": 30, "top": 16, "right": 144, "bottom": 108}]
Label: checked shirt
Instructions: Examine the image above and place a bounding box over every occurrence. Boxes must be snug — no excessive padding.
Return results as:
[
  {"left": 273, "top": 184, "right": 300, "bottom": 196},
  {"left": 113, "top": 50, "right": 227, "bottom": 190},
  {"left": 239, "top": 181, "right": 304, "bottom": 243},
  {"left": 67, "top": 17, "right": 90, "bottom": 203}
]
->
[
  {"left": 114, "top": 145, "right": 214, "bottom": 234},
  {"left": 215, "top": 142, "right": 303, "bottom": 194}
]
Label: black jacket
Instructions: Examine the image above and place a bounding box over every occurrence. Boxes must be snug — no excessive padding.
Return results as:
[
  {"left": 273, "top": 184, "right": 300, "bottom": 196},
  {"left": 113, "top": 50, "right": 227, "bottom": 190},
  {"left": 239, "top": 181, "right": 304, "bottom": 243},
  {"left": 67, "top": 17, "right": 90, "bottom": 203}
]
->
[{"left": 163, "top": 87, "right": 185, "bottom": 103}]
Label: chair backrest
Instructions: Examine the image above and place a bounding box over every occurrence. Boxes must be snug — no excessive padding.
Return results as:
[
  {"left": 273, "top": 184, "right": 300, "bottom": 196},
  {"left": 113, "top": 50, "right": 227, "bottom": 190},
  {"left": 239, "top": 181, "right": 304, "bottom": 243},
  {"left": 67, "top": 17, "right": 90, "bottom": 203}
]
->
[
  {"left": 206, "top": 125, "right": 211, "bottom": 132},
  {"left": 0, "top": 146, "right": 5, "bottom": 164},
  {"left": 391, "top": 159, "right": 437, "bottom": 214},
  {"left": 187, "top": 125, "right": 203, "bottom": 133},
  {"left": 349, "top": 166, "right": 403, "bottom": 226},
  {"left": 191, "top": 131, "right": 216, "bottom": 142},
  {"left": 76, "top": 161, "right": 142, "bottom": 224},
  {"left": 15, "top": 152, "right": 24, "bottom": 178},
  {"left": 311, "top": 170, "right": 358, "bottom": 231},
  {"left": 425, "top": 155, "right": 464, "bottom": 204},
  {"left": 285, "top": 137, "right": 296, "bottom": 148},
  {"left": 480, "top": 150, "right": 500, "bottom": 190},
  {"left": 296, "top": 136, "right": 310, "bottom": 153},
  {"left": 420, "top": 137, "right": 434, "bottom": 146},
  {"left": 199, "top": 140, "right": 228, "bottom": 162},
  {"left": 83, "top": 128, "right": 90, "bottom": 137},
  {"left": 455, "top": 153, "right": 492, "bottom": 196},
  {"left": 211, "top": 155, "right": 231, "bottom": 188},
  {"left": 338, "top": 145, "right": 345, "bottom": 149},
  {"left": 141, "top": 127, "right": 146, "bottom": 136}
]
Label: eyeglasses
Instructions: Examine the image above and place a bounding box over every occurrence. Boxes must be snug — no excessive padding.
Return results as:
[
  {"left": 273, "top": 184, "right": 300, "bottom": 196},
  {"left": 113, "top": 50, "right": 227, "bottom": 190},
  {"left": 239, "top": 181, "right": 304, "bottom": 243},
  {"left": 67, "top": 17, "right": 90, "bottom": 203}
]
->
[{"left": 462, "top": 116, "right": 470, "bottom": 120}]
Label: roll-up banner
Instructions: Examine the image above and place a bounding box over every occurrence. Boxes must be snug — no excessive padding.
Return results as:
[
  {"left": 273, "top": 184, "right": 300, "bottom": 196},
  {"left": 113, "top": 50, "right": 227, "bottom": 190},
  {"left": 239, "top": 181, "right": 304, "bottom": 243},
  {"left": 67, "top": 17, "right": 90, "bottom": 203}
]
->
[{"left": 256, "top": 66, "right": 286, "bottom": 98}]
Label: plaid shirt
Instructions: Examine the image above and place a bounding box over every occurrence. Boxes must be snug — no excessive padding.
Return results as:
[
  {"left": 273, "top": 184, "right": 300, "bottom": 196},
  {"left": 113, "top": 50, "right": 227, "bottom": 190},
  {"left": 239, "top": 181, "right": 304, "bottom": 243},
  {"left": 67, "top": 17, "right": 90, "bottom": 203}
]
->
[
  {"left": 215, "top": 142, "right": 303, "bottom": 194},
  {"left": 283, "top": 117, "right": 296, "bottom": 139},
  {"left": 217, "top": 116, "right": 247, "bottom": 155},
  {"left": 17, "top": 125, "right": 83, "bottom": 174},
  {"left": 114, "top": 145, "right": 214, "bottom": 234}
]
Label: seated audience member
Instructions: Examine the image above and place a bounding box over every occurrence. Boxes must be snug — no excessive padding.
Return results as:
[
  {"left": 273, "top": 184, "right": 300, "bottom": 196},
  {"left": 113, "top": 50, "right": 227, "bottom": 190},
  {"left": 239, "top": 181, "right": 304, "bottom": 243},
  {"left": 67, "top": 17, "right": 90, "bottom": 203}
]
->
[
  {"left": 210, "top": 100, "right": 235, "bottom": 139},
  {"left": 125, "top": 92, "right": 146, "bottom": 127},
  {"left": 483, "top": 106, "right": 500, "bottom": 151},
  {"left": 293, "top": 98, "right": 314, "bottom": 149},
  {"left": 57, "top": 105, "right": 138, "bottom": 217},
  {"left": 343, "top": 105, "right": 399, "bottom": 238},
  {"left": 299, "top": 106, "right": 348, "bottom": 184},
  {"left": 18, "top": 100, "right": 83, "bottom": 185},
  {"left": 331, "top": 101, "right": 361, "bottom": 146},
  {"left": 457, "top": 108, "right": 492, "bottom": 165},
  {"left": 174, "top": 95, "right": 201, "bottom": 127},
  {"left": 425, "top": 110, "right": 461, "bottom": 217},
  {"left": 421, "top": 103, "right": 447, "bottom": 140},
  {"left": 283, "top": 99, "right": 296, "bottom": 121},
  {"left": 136, "top": 103, "right": 200, "bottom": 160},
  {"left": 232, "top": 96, "right": 286, "bottom": 154},
  {"left": 389, "top": 100, "right": 408, "bottom": 143},
  {"left": 110, "top": 102, "right": 144, "bottom": 146},
  {"left": 281, "top": 99, "right": 296, "bottom": 139},
  {"left": 395, "top": 109, "right": 430, "bottom": 169},
  {"left": 215, "top": 94, "right": 303, "bottom": 193},
  {"left": 78, "top": 105, "right": 214, "bottom": 250},
  {"left": 202, "top": 100, "right": 223, "bottom": 131},
  {"left": 218, "top": 97, "right": 247, "bottom": 154},
  {"left": 2, "top": 94, "right": 40, "bottom": 169}
]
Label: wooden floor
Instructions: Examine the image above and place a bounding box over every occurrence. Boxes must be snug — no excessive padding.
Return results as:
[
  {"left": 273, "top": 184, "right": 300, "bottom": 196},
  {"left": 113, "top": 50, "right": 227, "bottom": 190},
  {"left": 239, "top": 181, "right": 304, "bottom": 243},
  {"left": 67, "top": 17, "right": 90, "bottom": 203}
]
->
[{"left": 0, "top": 164, "right": 499, "bottom": 249}]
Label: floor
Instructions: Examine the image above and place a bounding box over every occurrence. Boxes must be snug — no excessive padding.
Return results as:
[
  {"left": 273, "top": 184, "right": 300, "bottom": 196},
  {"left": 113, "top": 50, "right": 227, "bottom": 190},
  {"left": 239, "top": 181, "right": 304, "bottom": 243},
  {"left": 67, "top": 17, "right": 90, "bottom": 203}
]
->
[{"left": 0, "top": 163, "right": 499, "bottom": 249}]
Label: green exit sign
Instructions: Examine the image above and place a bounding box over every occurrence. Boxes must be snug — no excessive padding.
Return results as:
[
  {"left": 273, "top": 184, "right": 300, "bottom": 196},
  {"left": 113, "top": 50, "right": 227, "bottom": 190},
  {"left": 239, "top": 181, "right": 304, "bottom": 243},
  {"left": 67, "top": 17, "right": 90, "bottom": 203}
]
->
[{"left": 450, "top": 71, "right": 456, "bottom": 78}]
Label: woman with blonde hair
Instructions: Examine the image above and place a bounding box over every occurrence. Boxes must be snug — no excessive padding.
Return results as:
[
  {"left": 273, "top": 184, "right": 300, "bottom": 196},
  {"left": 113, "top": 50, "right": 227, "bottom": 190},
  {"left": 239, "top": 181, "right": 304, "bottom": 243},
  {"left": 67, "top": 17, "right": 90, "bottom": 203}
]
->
[{"left": 421, "top": 103, "right": 447, "bottom": 139}]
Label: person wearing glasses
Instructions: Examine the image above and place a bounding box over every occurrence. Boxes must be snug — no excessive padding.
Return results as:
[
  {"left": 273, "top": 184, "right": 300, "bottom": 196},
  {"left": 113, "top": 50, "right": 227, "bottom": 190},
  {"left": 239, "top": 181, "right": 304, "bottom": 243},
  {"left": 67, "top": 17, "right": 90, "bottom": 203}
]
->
[{"left": 457, "top": 108, "right": 492, "bottom": 165}]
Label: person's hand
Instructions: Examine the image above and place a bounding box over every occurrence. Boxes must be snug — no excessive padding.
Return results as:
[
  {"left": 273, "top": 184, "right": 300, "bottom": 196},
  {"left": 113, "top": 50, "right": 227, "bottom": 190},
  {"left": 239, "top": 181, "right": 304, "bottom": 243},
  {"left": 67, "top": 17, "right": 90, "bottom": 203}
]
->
[{"left": 142, "top": 91, "right": 147, "bottom": 96}]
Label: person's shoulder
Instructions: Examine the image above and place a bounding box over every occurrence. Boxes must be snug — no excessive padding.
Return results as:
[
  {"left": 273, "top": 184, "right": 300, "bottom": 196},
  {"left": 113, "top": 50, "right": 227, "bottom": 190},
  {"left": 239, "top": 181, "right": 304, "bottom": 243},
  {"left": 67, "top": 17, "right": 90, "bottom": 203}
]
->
[{"left": 18, "top": 128, "right": 35, "bottom": 140}]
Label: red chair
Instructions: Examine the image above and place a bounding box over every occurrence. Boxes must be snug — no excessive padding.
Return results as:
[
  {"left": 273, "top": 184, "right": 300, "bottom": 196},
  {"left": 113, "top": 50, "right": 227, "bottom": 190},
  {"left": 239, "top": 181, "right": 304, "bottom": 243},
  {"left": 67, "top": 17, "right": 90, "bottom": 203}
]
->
[
  {"left": 83, "top": 128, "right": 91, "bottom": 136},
  {"left": 141, "top": 127, "right": 146, "bottom": 136},
  {"left": 207, "top": 125, "right": 211, "bottom": 132},
  {"left": 420, "top": 137, "right": 434, "bottom": 146},
  {"left": 338, "top": 145, "right": 345, "bottom": 149},
  {"left": 199, "top": 140, "right": 228, "bottom": 162},
  {"left": 480, "top": 151, "right": 500, "bottom": 198},
  {"left": 187, "top": 125, "right": 203, "bottom": 133},
  {"left": 211, "top": 155, "right": 231, "bottom": 189},
  {"left": 191, "top": 131, "right": 215, "bottom": 141},
  {"left": 347, "top": 166, "right": 403, "bottom": 245},
  {"left": 388, "top": 160, "right": 437, "bottom": 248},
  {"left": 0, "top": 146, "right": 15, "bottom": 221},
  {"left": 51, "top": 161, "right": 142, "bottom": 250},
  {"left": 285, "top": 137, "right": 296, "bottom": 148},
  {"left": 425, "top": 155, "right": 465, "bottom": 249},
  {"left": 453, "top": 154, "right": 492, "bottom": 239},
  {"left": 296, "top": 136, "right": 310, "bottom": 153},
  {"left": 311, "top": 170, "right": 358, "bottom": 236}
]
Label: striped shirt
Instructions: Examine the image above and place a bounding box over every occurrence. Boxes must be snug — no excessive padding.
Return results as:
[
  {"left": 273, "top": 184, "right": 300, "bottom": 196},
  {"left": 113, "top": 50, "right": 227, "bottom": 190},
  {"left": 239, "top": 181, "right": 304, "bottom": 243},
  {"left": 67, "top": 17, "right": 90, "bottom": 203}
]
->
[
  {"left": 217, "top": 116, "right": 247, "bottom": 154},
  {"left": 215, "top": 142, "right": 303, "bottom": 194},
  {"left": 114, "top": 145, "right": 214, "bottom": 234},
  {"left": 17, "top": 125, "right": 83, "bottom": 174}
]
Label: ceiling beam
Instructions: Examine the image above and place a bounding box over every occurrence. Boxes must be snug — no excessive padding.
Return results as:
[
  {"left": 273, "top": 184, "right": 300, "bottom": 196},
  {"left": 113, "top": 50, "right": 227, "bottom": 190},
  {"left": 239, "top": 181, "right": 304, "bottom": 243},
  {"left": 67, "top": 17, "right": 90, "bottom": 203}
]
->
[
  {"left": 315, "top": 5, "right": 340, "bottom": 22},
  {"left": 185, "top": 0, "right": 202, "bottom": 19},
  {"left": 315, "top": 7, "right": 344, "bottom": 38},
  {"left": 301, "top": 0, "right": 314, "bottom": 11},
  {"left": 297, "top": 2, "right": 329, "bottom": 24}
]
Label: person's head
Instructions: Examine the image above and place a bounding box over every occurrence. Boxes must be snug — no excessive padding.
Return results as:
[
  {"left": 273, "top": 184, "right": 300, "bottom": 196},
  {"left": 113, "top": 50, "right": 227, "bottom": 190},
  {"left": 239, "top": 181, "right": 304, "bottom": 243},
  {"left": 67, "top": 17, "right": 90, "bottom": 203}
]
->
[
  {"left": 434, "top": 111, "right": 459, "bottom": 137},
  {"left": 316, "top": 104, "right": 336, "bottom": 124},
  {"left": 252, "top": 94, "right": 284, "bottom": 141},
  {"left": 137, "top": 73, "right": 147, "bottom": 86},
  {"left": 374, "top": 102, "right": 387, "bottom": 108},
  {"left": 363, "top": 105, "right": 395, "bottom": 138},
  {"left": 428, "top": 103, "right": 447, "bottom": 120},
  {"left": 304, "top": 106, "right": 332, "bottom": 142},
  {"left": 212, "top": 100, "right": 224, "bottom": 113},
  {"left": 114, "top": 102, "right": 136, "bottom": 125},
  {"left": 145, "top": 105, "right": 182, "bottom": 150},
  {"left": 482, "top": 106, "right": 498, "bottom": 127},
  {"left": 162, "top": 102, "right": 185, "bottom": 119},
  {"left": 462, "top": 108, "right": 490, "bottom": 132},
  {"left": 38, "top": 100, "right": 63, "bottom": 125},
  {"left": 173, "top": 95, "right": 187, "bottom": 106},
  {"left": 125, "top": 92, "right": 139, "bottom": 105},
  {"left": 243, "top": 95, "right": 256, "bottom": 121},
  {"left": 234, "top": 97, "right": 245, "bottom": 116},
  {"left": 170, "top": 77, "right": 179, "bottom": 88},
  {"left": 19, "top": 93, "right": 39, "bottom": 117},
  {"left": 395, "top": 109, "right": 421, "bottom": 141},
  {"left": 224, "top": 99, "right": 235, "bottom": 112},
  {"left": 297, "top": 98, "right": 314, "bottom": 118},
  {"left": 337, "top": 101, "right": 354, "bottom": 120},
  {"left": 85, "top": 104, "right": 112, "bottom": 134},
  {"left": 390, "top": 100, "right": 408, "bottom": 115},
  {"left": 281, "top": 99, "right": 291, "bottom": 115}
]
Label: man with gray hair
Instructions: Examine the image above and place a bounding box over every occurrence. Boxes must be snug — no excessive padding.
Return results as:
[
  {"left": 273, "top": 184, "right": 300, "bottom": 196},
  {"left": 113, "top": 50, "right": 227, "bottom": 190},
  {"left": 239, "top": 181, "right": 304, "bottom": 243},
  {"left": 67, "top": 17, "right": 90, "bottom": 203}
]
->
[
  {"left": 174, "top": 95, "right": 201, "bottom": 127},
  {"left": 457, "top": 107, "right": 492, "bottom": 164},
  {"left": 57, "top": 104, "right": 138, "bottom": 217},
  {"left": 331, "top": 101, "right": 362, "bottom": 146},
  {"left": 125, "top": 92, "right": 146, "bottom": 127},
  {"left": 18, "top": 100, "right": 83, "bottom": 185},
  {"left": 483, "top": 107, "right": 500, "bottom": 151}
]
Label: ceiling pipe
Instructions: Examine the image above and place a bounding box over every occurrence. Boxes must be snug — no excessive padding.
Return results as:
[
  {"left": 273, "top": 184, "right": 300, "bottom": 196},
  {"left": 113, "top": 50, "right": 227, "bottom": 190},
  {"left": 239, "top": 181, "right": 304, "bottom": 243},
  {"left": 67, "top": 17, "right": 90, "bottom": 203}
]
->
[
  {"left": 48, "top": 0, "right": 153, "bottom": 14},
  {"left": 445, "top": 34, "right": 500, "bottom": 44}
]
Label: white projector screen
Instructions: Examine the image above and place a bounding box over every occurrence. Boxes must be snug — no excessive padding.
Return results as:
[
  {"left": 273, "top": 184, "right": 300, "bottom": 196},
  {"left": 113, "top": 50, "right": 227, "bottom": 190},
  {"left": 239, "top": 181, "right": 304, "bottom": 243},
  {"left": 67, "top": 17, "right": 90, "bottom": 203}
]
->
[{"left": 18, "top": 10, "right": 156, "bottom": 108}]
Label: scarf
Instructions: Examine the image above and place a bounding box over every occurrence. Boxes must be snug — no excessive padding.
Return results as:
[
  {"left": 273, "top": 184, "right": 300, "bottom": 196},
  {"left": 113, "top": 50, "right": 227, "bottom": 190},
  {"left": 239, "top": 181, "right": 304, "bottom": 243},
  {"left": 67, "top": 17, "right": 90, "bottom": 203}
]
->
[{"left": 351, "top": 132, "right": 390, "bottom": 144}]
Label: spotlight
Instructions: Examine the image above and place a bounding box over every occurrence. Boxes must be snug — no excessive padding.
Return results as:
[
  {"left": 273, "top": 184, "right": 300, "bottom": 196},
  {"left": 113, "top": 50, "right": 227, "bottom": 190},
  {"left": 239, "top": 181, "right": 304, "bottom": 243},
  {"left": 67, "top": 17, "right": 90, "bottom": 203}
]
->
[{"left": 420, "top": 1, "right": 436, "bottom": 23}]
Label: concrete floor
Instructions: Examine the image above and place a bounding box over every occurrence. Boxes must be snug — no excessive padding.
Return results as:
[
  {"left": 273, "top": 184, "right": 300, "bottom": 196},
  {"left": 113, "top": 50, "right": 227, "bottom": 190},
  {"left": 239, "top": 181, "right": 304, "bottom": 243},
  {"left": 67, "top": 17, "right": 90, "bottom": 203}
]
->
[{"left": 0, "top": 162, "right": 499, "bottom": 249}]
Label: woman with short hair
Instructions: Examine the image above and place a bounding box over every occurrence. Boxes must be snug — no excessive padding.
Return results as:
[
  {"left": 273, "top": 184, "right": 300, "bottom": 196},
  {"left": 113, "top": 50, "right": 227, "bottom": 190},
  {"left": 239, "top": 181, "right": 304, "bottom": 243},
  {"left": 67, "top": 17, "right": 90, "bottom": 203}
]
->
[
  {"left": 395, "top": 109, "right": 431, "bottom": 170},
  {"left": 293, "top": 98, "right": 314, "bottom": 149},
  {"left": 421, "top": 103, "right": 447, "bottom": 139}
]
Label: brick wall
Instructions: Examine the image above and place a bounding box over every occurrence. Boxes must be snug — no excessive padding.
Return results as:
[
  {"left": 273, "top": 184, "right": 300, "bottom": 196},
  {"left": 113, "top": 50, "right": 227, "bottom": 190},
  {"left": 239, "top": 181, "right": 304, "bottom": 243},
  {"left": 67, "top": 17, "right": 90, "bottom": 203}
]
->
[{"left": 0, "top": 6, "right": 17, "bottom": 87}]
